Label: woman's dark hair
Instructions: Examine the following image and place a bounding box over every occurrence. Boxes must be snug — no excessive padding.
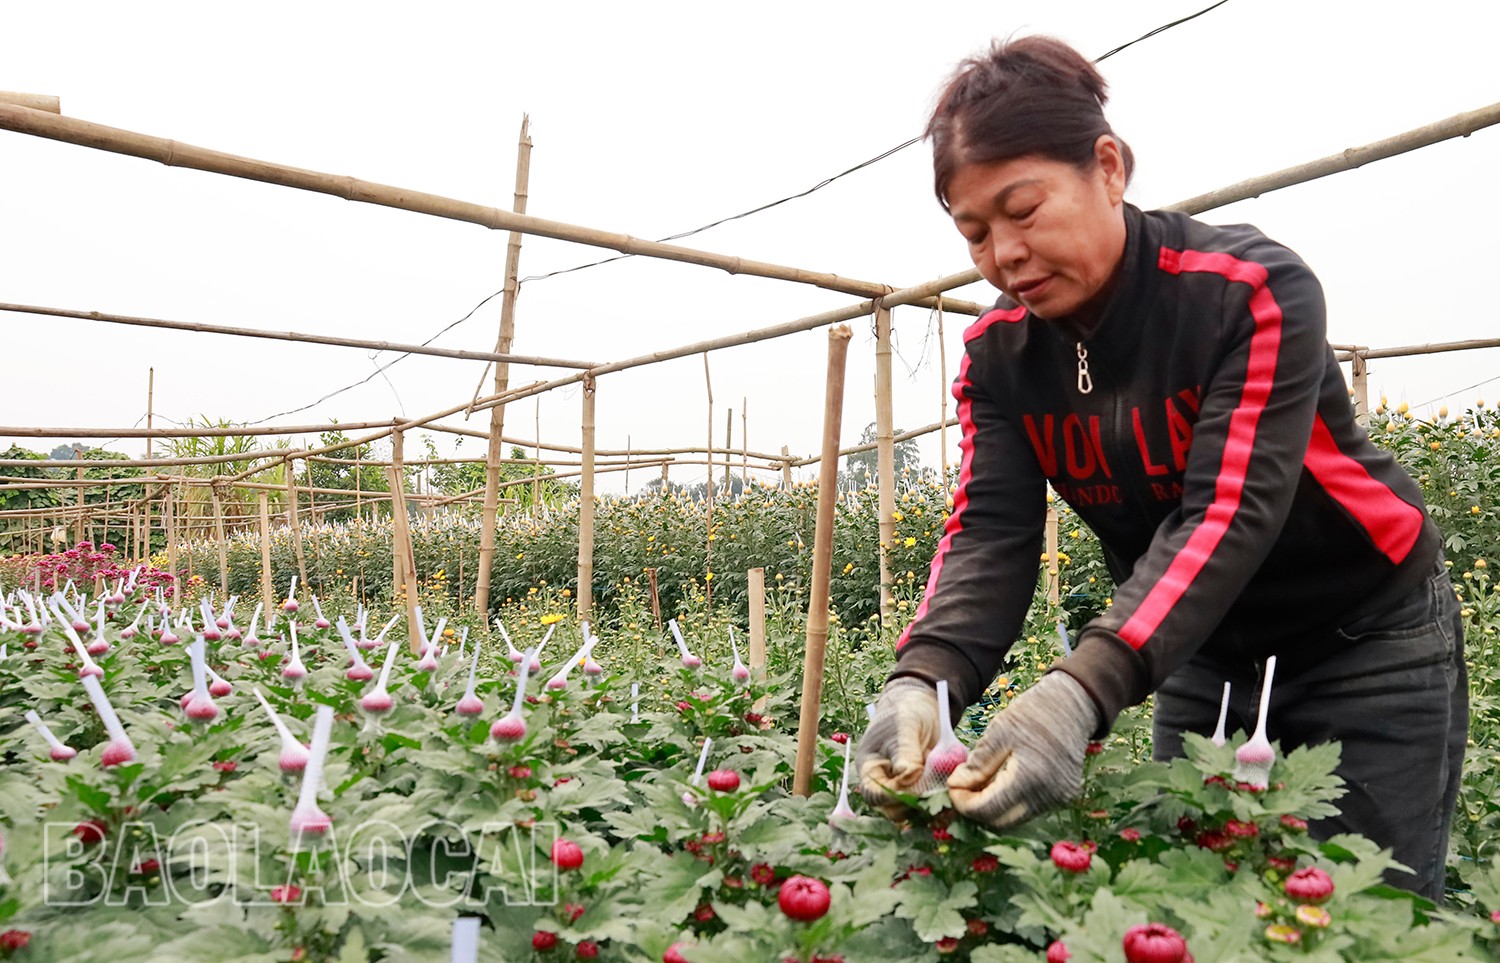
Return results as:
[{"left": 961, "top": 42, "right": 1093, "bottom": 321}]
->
[{"left": 926, "top": 35, "right": 1134, "bottom": 211}]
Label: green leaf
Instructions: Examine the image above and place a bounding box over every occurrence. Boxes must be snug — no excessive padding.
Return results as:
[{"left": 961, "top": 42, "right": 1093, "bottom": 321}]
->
[
  {"left": 893, "top": 875, "right": 977, "bottom": 941},
  {"left": 381, "top": 732, "right": 422, "bottom": 753}
]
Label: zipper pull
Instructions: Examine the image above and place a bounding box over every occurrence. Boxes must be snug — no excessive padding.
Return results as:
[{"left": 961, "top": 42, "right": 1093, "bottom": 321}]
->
[{"left": 1076, "top": 342, "right": 1094, "bottom": 395}]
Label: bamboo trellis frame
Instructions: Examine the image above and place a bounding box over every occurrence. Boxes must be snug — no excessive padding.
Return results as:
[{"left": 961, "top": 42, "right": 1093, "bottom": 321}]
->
[{"left": 2, "top": 97, "right": 1497, "bottom": 637}]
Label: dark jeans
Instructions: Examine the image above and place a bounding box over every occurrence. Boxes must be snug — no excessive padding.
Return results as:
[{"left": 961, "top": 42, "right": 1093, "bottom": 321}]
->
[{"left": 1152, "top": 560, "right": 1469, "bottom": 901}]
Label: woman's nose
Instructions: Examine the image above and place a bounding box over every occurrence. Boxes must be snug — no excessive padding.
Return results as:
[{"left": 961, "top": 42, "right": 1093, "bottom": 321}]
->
[{"left": 986, "top": 227, "right": 1027, "bottom": 271}]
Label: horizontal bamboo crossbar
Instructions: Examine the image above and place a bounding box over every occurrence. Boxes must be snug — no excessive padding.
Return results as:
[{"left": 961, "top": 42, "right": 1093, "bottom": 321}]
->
[
  {"left": 0, "top": 92, "right": 59, "bottom": 113},
  {"left": 0, "top": 302, "right": 596, "bottom": 369},
  {"left": 1335, "top": 337, "right": 1500, "bottom": 362},
  {"left": 0, "top": 103, "right": 985, "bottom": 316},
  {"left": 1167, "top": 102, "right": 1500, "bottom": 215},
  {"left": 790, "top": 417, "right": 960, "bottom": 467}
]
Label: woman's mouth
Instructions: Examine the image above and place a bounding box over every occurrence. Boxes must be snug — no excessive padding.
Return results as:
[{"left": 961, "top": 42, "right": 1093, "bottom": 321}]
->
[{"left": 1012, "top": 276, "right": 1052, "bottom": 299}]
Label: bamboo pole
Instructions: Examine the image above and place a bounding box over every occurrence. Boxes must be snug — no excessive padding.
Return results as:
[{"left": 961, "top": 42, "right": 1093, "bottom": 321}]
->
[
  {"left": 781, "top": 446, "right": 793, "bottom": 490},
  {"left": 647, "top": 568, "right": 662, "bottom": 631},
  {"left": 1351, "top": 351, "right": 1370, "bottom": 428},
  {"left": 703, "top": 354, "right": 714, "bottom": 608},
  {"left": 723, "top": 408, "right": 733, "bottom": 493},
  {"left": 937, "top": 302, "right": 951, "bottom": 505},
  {"left": 258, "top": 492, "right": 273, "bottom": 616},
  {"left": 0, "top": 303, "right": 594, "bottom": 370},
  {"left": 284, "top": 462, "right": 309, "bottom": 590},
  {"left": 748, "top": 566, "right": 767, "bottom": 713},
  {"left": 0, "top": 92, "right": 59, "bottom": 113},
  {"left": 387, "top": 431, "right": 422, "bottom": 655},
  {"left": 532, "top": 398, "right": 542, "bottom": 517},
  {"left": 165, "top": 489, "right": 179, "bottom": 604},
  {"left": 476, "top": 115, "right": 534, "bottom": 616},
  {"left": 461, "top": 267, "right": 982, "bottom": 418},
  {"left": 577, "top": 375, "right": 597, "bottom": 620},
  {"left": 210, "top": 483, "right": 229, "bottom": 596},
  {"left": 424, "top": 458, "right": 680, "bottom": 509},
  {"left": 0, "top": 418, "right": 406, "bottom": 440},
  {"left": 874, "top": 304, "right": 896, "bottom": 626},
  {"left": 145, "top": 367, "right": 155, "bottom": 460},
  {"left": 741, "top": 401, "right": 749, "bottom": 492},
  {"left": 73, "top": 465, "right": 85, "bottom": 545},
  {"left": 220, "top": 380, "right": 549, "bottom": 483},
  {"left": 791, "top": 418, "right": 960, "bottom": 467},
  {"left": 184, "top": 492, "right": 196, "bottom": 585},
  {"left": 793, "top": 325, "right": 854, "bottom": 798},
  {"left": 1045, "top": 505, "right": 1060, "bottom": 605},
  {"left": 0, "top": 103, "right": 985, "bottom": 316},
  {"left": 1339, "top": 336, "right": 1500, "bottom": 361}
]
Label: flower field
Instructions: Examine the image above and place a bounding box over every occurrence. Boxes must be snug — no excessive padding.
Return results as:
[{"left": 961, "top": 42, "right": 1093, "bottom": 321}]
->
[{"left": 2, "top": 404, "right": 1500, "bottom": 961}]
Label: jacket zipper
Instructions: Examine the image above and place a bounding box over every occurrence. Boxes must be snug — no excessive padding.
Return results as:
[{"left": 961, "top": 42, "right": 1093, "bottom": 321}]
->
[{"left": 1076, "top": 342, "right": 1093, "bottom": 395}]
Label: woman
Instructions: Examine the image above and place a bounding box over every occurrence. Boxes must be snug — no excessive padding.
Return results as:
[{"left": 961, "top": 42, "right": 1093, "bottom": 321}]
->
[{"left": 856, "top": 35, "right": 1467, "bottom": 901}]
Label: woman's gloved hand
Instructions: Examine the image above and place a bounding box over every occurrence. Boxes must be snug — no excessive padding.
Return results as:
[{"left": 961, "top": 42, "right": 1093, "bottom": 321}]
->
[
  {"left": 947, "top": 672, "right": 1099, "bottom": 829},
  {"left": 855, "top": 676, "right": 941, "bottom": 818}
]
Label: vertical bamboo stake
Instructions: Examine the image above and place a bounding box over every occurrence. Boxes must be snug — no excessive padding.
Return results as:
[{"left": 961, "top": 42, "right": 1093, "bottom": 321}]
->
[
  {"left": 305, "top": 457, "right": 318, "bottom": 557},
  {"left": 792, "top": 325, "right": 854, "bottom": 797},
  {"left": 724, "top": 408, "right": 733, "bottom": 493},
  {"left": 647, "top": 567, "right": 662, "bottom": 630},
  {"left": 1045, "top": 504, "right": 1060, "bottom": 604},
  {"left": 703, "top": 353, "right": 714, "bottom": 607},
  {"left": 937, "top": 300, "right": 952, "bottom": 506},
  {"left": 748, "top": 566, "right": 767, "bottom": 712},
  {"left": 875, "top": 304, "right": 897, "bottom": 626},
  {"left": 355, "top": 444, "right": 364, "bottom": 522},
  {"left": 474, "top": 114, "right": 533, "bottom": 616},
  {"left": 741, "top": 400, "right": 749, "bottom": 492},
  {"left": 577, "top": 375, "right": 597, "bottom": 621},
  {"left": 625, "top": 434, "right": 631, "bottom": 496},
  {"left": 258, "top": 491, "right": 274, "bottom": 615},
  {"left": 210, "top": 482, "right": 229, "bottom": 596},
  {"left": 184, "top": 491, "right": 196, "bottom": 584},
  {"left": 781, "top": 446, "right": 793, "bottom": 490},
  {"left": 165, "top": 489, "right": 179, "bottom": 605},
  {"left": 388, "top": 430, "right": 422, "bottom": 654},
  {"left": 145, "top": 367, "right": 155, "bottom": 462},
  {"left": 142, "top": 494, "right": 151, "bottom": 561},
  {"left": 73, "top": 464, "right": 85, "bottom": 546},
  {"left": 1352, "top": 350, "right": 1370, "bottom": 429},
  {"left": 534, "top": 396, "right": 546, "bottom": 516},
  {"left": 284, "top": 461, "right": 309, "bottom": 590}
]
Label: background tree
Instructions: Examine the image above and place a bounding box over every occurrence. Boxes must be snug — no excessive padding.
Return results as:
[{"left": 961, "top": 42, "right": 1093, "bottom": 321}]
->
[{"left": 840, "top": 421, "right": 920, "bottom": 492}]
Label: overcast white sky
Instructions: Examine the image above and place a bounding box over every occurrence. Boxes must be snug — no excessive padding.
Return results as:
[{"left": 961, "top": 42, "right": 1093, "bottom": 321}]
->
[{"left": 4, "top": 1, "right": 1499, "bottom": 491}]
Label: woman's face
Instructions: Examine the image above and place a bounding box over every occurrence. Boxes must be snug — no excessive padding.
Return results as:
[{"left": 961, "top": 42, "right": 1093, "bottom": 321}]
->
[{"left": 947, "top": 137, "right": 1128, "bottom": 322}]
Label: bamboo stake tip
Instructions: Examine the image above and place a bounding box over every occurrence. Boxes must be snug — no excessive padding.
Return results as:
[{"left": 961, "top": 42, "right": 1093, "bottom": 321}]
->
[{"left": 829, "top": 325, "right": 853, "bottom": 342}]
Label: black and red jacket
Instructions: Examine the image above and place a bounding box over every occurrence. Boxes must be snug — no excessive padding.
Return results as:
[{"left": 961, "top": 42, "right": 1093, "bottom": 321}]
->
[{"left": 894, "top": 203, "right": 1441, "bottom": 729}]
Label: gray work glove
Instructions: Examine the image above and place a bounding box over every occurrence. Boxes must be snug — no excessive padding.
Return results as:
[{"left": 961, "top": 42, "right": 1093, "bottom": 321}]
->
[
  {"left": 947, "top": 671, "right": 1099, "bottom": 829},
  {"left": 856, "top": 676, "right": 941, "bottom": 819}
]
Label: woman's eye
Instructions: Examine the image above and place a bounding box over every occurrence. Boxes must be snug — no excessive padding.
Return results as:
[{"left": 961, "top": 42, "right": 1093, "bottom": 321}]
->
[{"left": 1010, "top": 205, "right": 1038, "bottom": 221}]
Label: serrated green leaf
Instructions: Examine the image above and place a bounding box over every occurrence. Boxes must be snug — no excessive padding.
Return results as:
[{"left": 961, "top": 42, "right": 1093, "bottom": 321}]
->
[{"left": 893, "top": 875, "right": 977, "bottom": 941}]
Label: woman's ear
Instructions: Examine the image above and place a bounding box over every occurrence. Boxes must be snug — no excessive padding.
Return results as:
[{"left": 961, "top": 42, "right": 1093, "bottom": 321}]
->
[{"left": 1094, "top": 135, "right": 1127, "bottom": 205}]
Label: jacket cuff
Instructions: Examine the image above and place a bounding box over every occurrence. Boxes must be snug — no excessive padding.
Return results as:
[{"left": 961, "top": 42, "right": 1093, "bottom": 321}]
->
[
  {"left": 890, "top": 641, "right": 983, "bottom": 716},
  {"left": 1049, "top": 627, "right": 1150, "bottom": 738}
]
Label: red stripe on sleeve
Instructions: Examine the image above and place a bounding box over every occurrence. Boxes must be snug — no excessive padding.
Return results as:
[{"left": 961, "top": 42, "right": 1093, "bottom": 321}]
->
[
  {"left": 1304, "top": 414, "right": 1423, "bottom": 563},
  {"left": 898, "top": 305, "right": 1026, "bottom": 650},
  {"left": 1117, "top": 249, "right": 1283, "bottom": 649}
]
